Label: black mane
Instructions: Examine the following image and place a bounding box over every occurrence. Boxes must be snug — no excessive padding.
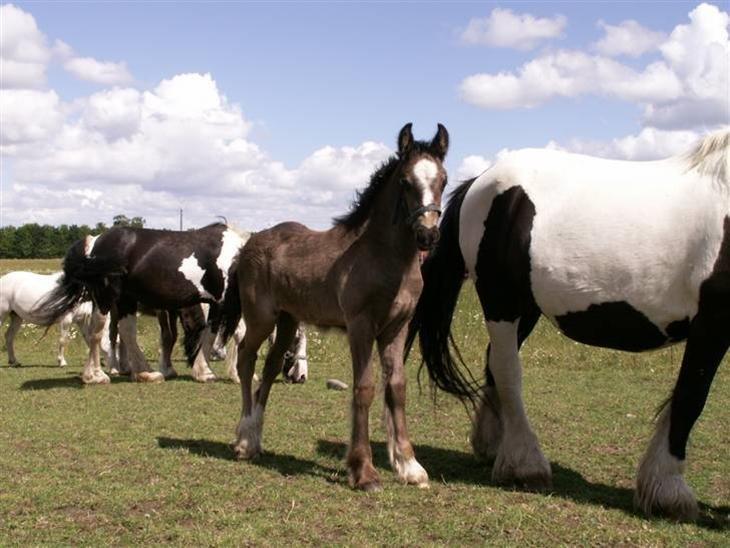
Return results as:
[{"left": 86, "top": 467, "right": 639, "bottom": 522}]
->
[{"left": 333, "top": 140, "right": 434, "bottom": 231}]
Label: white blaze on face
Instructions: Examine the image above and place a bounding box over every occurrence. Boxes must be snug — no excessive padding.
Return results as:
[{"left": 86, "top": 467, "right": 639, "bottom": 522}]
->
[
  {"left": 178, "top": 253, "right": 215, "bottom": 299},
  {"left": 412, "top": 158, "right": 439, "bottom": 207}
]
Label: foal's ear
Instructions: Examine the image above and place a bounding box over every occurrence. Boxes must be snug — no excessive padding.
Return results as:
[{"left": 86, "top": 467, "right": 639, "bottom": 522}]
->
[
  {"left": 397, "top": 123, "right": 414, "bottom": 155},
  {"left": 430, "top": 123, "right": 449, "bottom": 159}
]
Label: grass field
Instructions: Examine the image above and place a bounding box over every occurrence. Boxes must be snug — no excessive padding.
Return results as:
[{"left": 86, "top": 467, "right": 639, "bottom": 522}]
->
[{"left": 1, "top": 259, "right": 728, "bottom": 545}]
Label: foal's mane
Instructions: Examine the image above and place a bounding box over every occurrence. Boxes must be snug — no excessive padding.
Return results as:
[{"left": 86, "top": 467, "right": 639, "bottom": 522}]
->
[
  {"left": 685, "top": 129, "right": 729, "bottom": 185},
  {"left": 333, "top": 140, "right": 434, "bottom": 231}
]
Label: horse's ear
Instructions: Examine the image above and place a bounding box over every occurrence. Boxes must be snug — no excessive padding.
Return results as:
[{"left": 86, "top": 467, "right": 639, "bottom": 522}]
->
[
  {"left": 430, "top": 123, "right": 449, "bottom": 159},
  {"left": 397, "top": 123, "right": 414, "bottom": 155}
]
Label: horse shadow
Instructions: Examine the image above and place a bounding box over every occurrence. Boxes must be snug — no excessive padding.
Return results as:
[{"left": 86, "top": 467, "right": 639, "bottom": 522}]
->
[
  {"left": 315, "top": 439, "right": 728, "bottom": 530},
  {"left": 19, "top": 374, "right": 85, "bottom": 390},
  {"left": 156, "top": 437, "right": 341, "bottom": 481}
]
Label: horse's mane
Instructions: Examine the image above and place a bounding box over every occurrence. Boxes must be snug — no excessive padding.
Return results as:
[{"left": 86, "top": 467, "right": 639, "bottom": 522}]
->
[
  {"left": 333, "top": 140, "right": 434, "bottom": 231},
  {"left": 685, "top": 128, "right": 729, "bottom": 185}
]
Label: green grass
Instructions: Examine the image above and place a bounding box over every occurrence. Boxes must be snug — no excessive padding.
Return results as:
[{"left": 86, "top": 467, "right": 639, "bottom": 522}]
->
[{"left": 1, "top": 259, "right": 728, "bottom": 545}]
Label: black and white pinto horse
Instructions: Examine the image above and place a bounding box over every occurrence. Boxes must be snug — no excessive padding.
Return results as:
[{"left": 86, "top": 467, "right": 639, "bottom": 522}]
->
[
  {"left": 410, "top": 130, "right": 729, "bottom": 521},
  {"left": 39, "top": 223, "right": 249, "bottom": 384}
]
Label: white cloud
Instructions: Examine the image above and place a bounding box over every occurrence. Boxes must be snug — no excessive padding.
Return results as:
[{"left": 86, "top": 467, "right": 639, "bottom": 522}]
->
[
  {"left": 63, "top": 56, "right": 133, "bottom": 86},
  {"left": 0, "top": 89, "right": 63, "bottom": 147},
  {"left": 593, "top": 20, "right": 666, "bottom": 57},
  {"left": 456, "top": 155, "right": 491, "bottom": 180},
  {"left": 460, "top": 8, "right": 566, "bottom": 50},
  {"left": 0, "top": 3, "right": 51, "bottom": 88},
  {"left": 460, "top": 3, "right": 729, "bottom": 131},
  {"left": 546, "top": 127, "right": 702, "bottom": 160}
]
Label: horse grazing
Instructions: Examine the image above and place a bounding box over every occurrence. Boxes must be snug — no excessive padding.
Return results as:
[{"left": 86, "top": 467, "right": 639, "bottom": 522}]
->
[
  {"left": 408, "top": 130, "right": 729, "bottom": 521},
  {"left": 221, "top": 123, "right": 449, "bottom": 491},
  {"left": 39, "top": 223, "right": 249, "bottom": 384},
  {"left": 1, "top": 271, "right": 114, "bottom": 369}
]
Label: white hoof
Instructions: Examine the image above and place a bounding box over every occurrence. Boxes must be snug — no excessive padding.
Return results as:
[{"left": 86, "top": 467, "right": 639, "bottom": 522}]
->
[
  {"left": 393, "top": 457, "right": 429, "bottom": 487},
  {"left": 58, "top": 359, "right": 68, "bottom": 367},
  {"left": 193, "top": 371, "right": 217, "bottom": 383},
  {"left": 492, "top": 436, "right": 552, "bottom": 491},
  {"left": 234, "top": 406, "right": 263, "bottom": 459},
  {"left": 82, "top": 370, "right": 111, "bottom": 385},
  {"left": 133, "top": 371, "right": 165, "bottom": 383},
  {"left": 635, "top": 471, "right": 698, "bottom": 521}
]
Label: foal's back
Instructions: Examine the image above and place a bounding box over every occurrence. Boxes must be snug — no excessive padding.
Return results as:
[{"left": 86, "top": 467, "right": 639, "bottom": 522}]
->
[{"left": 239, "top": 222, "right": 362, "bottom": 328}]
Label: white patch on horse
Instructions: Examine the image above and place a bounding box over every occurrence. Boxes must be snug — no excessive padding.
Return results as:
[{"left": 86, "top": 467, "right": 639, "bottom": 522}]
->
[
  {"left": 178, "top": 253, "right": 215, "bottom": 300},
  {"left": 412, "top": 158, "right": 438, "bottom": 207},
  {"left": 84, "top": 235, "right": 99, "bottom": 257},
  {"left": 217, "top": 229, "right": 248, "bottom": 297},
  {"left": 460, "top": 139, "right": 728, "bottom": 335}
]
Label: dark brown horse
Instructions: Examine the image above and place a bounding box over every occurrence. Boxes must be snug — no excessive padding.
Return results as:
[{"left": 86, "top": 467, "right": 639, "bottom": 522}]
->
[{"left": 221, "top": 123, "right": 449, "bottom": 491}]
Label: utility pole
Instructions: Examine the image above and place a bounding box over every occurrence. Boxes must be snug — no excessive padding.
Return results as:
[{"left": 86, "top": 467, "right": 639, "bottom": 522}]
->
[{"left": 179, "top": 208, "right": 183, "bottom": 231}]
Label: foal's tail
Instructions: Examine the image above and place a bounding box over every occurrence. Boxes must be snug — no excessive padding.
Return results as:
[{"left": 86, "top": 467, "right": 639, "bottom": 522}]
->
[
  {"left": 406, "top": 178, "right": 481, "bottom": 404},
  {"left": 37, "top": 236, "right": 123, "bottom": 326}
]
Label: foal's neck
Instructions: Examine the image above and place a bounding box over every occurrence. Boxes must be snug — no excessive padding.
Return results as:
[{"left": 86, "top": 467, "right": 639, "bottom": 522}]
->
[{"left": 362, "top": 177, "right": 420, "bottom": 263}]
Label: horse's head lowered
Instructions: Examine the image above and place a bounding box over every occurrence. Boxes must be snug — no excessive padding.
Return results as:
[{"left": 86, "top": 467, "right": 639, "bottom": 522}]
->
[{"left": 394, "top": 123, "right": 449, "bottom": 251}]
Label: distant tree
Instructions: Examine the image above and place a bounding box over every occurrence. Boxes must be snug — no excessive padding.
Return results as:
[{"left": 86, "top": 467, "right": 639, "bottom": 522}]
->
[{"left": 113, "top": 214, "right": 145, "bottom": 228}]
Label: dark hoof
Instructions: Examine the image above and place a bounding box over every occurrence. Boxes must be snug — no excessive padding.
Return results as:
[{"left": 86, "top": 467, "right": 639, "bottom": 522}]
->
[{"left": 357, "top": 480, "right": 382, "bottom": 493}]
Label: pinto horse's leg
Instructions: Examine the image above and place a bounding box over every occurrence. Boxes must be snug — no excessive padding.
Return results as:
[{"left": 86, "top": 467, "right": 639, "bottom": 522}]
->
[
  {"left": 157, "top": 310, "right": 178, "bottom": 380},
  {"left": 636, "top": 280, "right": 729, "bottom": 521},
  {"left": 254, "top": 313, "right": 297, "bottom": 409},
  {"left": 57, "top": 313, "right": 73, "bottom": 367},
  {"left": 233, "top": 311, "right": 275, "bottom": 460},
  {"left": 379, "top": 325, "right": 428, "bottom": 488},
  {"left": 346, "top": 317, "right": 379, "bottom": 491},
  {"left": 5, "top": 312, "right": 22, "bottom": 366},
  {"left": 118, "top": 308, "right": 164, "bottom": 383},
  {"left": 190, "top": 326, "right": 217, "bottom": 382},
  {"left": 472, "top": 309, "right": 541, "bottom": 462},
  {"left": 80, "top": 307, "right": 111, "bottom": 385},
  {"left": 486, "top": 319, "right": 551, "bottom": 490},
  {"left": 226, "top": 320, "right": 246, "bottom": 383}
]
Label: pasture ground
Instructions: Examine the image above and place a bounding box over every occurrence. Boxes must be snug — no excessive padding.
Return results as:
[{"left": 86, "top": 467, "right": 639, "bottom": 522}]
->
[{"left": 0, "top": 259, "right": 728, "bottom": 545}]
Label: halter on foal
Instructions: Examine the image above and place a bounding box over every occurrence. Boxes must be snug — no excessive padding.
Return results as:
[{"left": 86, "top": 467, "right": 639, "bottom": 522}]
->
[{"left": 221, "top": 123, "right": 449, "bottom": 490}]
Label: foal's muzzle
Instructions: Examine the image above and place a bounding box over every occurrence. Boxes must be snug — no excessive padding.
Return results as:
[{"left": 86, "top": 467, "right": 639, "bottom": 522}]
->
[{"left": 415, "top": 225, "right": 440, "bottom": 251}]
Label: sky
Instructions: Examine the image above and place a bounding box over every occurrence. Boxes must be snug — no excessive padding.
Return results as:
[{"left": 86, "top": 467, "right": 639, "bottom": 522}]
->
[{"left": 1, "top": 1, "right": 728, "bottom": 231}]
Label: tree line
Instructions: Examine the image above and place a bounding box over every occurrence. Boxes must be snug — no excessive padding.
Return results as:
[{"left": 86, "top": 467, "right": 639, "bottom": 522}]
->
[{"left": 0, "top": 215, "right": 145, "bottom": 259}]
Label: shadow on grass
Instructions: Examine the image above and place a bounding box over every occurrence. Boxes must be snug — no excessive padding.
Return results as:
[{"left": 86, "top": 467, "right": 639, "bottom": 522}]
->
[
  {"left": 20, "top": 374, "right": 84, "bottom": 390},
  {"left": 156, "top": 437, "right": 341, "bottom": 481},
  {"left": 316, "top": 439, "right": 728, "bottom": 530}
]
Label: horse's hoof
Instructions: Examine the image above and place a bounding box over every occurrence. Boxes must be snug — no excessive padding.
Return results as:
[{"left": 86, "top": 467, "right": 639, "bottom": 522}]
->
[
  {"left": 82, "top": 372, "right": 111, "bottom": 385},
  {"left": 163, "top": 369, "right": 178, "bottom": 380},
  {"left": 134, "top": 371, "right": 165, "bottom": 383},
  {"left": 109, "top": 368, "right": 120, "bottom": 377},
  {"left": 232, "top": 441, "right": 261, "bottom": 460},
  {"left": 357, "top": 480, "right": 383, "bottom": 493},
  {"left": 193, "top": 373, "right": 217, "bottom": 383}
]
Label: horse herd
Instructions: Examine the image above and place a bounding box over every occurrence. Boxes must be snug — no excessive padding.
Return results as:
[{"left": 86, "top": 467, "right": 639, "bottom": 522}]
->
[{"left": 1, "top": 124, "right": 727, "bottom": 523}]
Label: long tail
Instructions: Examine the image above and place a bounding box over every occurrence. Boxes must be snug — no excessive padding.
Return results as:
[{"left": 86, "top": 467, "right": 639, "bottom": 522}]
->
[
  {"left": 406, "top": 178, "right": 481, "bottom": 403},
  {"left": 36, "top": 236, "right": 124, "bottom": 325}
]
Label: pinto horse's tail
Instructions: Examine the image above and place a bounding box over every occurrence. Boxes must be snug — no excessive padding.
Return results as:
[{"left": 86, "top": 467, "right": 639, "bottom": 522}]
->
[
  {"left": 37, "top": 236, "right": 123, "bottom": 326},
  {"left": 406, "top": 177, "right": 481, "bottom": 404}
]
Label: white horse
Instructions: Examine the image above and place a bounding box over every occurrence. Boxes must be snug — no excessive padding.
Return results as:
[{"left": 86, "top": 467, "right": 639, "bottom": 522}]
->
[
  {"left": 0, "top": 271, "right": 114, "bottom": 372},
  {"left": 411, "top": 129, "right": 729, "bottom": 521}
]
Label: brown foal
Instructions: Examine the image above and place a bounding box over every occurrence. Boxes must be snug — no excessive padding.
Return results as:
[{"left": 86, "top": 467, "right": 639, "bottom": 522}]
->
[{"left": 221, "top": 123, "right": 449, "bottom": 491}]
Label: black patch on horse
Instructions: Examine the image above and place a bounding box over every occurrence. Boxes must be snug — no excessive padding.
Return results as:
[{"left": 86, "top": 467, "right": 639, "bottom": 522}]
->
[
  {"left": 668, "top": 216, "right": 730, "bottom": 459},
  {"left": 475, "top": 185, "right": 537, "bottom": 322},
  {"left": 555, "top": 301, "right": 668, "bottom": 352},
  {"left": 665, "top": 317, "right": 690, "bottom": 342}
]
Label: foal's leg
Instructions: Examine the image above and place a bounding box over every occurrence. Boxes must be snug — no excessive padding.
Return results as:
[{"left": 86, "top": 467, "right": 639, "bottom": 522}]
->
[
  {"left": 118, "top": 310, "right": 164, "bottom": 383},
  {"left": 233, "top": 313, "right": 276, "bottom": 460},
  {"left": 157, "top": 311, "right": 179, "bottom": 379},
  {"left": 635, "top": 282, "right": 729, "bottom": 521},
  {"left": 80, "top": 308, "right": 111, "bottom": 385},
  {"left": 57, "top": 313, "right": 73, "bottom": 367},
  {"left": 379, "top": 326, "right": 428, "bottom": 487},
  {"left": 487, "top": 320, "right": 551, "bottom": 490},
  {"left": 5, "top": 312, "right": 22, "bottom": 366},
  {"left": 472, "top": 310, "right": 540, "bottom": 461},
  {"left": 346, "top": 318, "right": 379, "bottom": 491}
]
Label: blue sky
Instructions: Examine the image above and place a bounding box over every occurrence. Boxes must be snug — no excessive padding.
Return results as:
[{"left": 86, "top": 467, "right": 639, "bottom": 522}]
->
[{"left": 1, "top": 1, "right": 728, "bottom": 229}]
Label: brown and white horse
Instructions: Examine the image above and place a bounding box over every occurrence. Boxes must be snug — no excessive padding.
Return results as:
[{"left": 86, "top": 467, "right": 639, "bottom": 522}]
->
[{"left": 221, "top": 123, "right": 449, "bottom": 491}]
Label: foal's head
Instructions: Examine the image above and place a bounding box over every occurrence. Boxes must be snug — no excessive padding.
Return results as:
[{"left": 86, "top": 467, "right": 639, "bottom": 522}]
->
[{"left": 394, "top": 123, "right": 449, "bottom": 251}]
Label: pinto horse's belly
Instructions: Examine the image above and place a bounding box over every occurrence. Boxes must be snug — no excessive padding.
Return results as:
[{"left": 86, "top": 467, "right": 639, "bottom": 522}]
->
[{"left": 541, "top": 302, "right": 689, "bottom": 352}]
